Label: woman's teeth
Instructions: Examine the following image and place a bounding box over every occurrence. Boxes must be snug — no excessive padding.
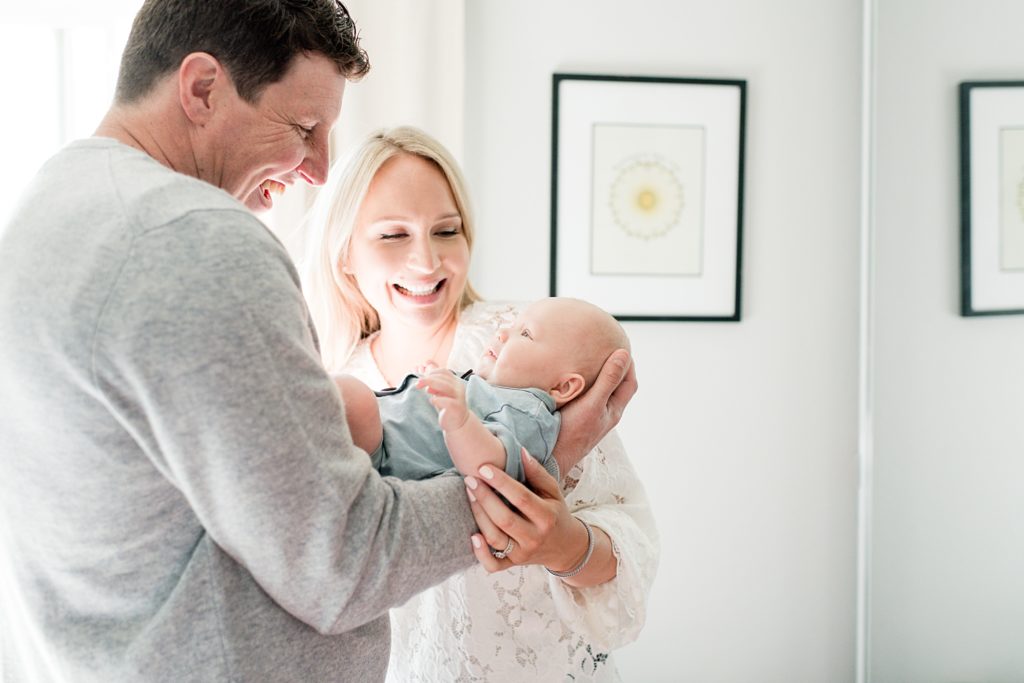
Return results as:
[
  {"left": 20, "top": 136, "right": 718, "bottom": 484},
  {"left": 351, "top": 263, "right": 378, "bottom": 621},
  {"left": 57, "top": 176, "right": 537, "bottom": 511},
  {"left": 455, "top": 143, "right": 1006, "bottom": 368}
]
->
[{"left": 395, "top": 281, "right": 443, "bottom": 296}]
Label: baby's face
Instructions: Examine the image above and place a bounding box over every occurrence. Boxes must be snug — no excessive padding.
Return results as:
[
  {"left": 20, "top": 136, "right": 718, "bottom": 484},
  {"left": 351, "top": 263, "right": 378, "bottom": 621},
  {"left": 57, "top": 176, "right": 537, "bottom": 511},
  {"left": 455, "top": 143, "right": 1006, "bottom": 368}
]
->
[{"left": 475, "top": 299, "right": 576, "bottom": 390}]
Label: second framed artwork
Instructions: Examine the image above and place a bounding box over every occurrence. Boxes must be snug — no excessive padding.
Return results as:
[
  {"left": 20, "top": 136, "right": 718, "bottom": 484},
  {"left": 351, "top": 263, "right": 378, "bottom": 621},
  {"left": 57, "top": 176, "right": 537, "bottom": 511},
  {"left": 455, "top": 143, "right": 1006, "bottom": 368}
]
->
[
  {"left": 959, "top": 80, "right": 1024, "bottom": 316},
  {"left": 551, "top": 73, "right": 746, "bottom": 321}
]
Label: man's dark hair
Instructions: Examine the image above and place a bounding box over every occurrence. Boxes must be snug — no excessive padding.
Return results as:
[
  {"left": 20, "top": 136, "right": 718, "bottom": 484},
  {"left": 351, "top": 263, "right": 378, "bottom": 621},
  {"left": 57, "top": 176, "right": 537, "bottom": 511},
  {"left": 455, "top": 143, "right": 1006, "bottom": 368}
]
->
[{"left": 115, "top": 0, "right": 370, "bottom": 104}]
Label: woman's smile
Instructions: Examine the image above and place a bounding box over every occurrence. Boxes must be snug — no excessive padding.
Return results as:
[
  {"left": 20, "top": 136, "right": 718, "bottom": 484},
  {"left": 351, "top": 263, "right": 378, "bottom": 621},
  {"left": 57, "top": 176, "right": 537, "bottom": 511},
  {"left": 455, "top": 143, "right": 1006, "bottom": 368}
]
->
[{"left": 393, "top": 278, "right": 446, "bottom": 299}]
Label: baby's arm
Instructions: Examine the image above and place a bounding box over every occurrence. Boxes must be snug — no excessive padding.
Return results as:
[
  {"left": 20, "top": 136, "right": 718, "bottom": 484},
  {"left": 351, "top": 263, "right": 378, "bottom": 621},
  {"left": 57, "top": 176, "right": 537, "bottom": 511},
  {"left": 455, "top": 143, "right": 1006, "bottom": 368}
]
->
[
  {"left": 415, "top": 368, "right": 507, "bottom": 475},
  {"left": 333, "top": 374, "right": 383, "bottom": 456}
]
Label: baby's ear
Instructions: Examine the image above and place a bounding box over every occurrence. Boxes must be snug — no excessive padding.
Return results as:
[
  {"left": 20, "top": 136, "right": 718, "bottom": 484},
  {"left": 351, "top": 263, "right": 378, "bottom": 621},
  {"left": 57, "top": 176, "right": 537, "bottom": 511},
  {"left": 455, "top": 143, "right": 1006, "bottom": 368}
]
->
[{"left": 549, "top": 373, "right": 586, "bottom": 406}]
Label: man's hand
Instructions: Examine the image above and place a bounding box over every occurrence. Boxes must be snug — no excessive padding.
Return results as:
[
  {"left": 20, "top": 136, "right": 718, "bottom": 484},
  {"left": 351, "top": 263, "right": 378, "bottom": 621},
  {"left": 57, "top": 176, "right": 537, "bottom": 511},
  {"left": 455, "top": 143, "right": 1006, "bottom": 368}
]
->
[{"left": 551, "top": 349, "right": 637, "bottom": 475}]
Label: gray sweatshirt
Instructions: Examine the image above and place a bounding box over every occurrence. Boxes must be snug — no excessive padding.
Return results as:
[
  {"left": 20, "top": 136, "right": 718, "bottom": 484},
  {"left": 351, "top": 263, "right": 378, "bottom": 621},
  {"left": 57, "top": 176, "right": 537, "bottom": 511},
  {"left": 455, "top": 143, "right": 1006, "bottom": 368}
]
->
[{"left": 0, "top": 138, "right": 476, "bottom": 682}]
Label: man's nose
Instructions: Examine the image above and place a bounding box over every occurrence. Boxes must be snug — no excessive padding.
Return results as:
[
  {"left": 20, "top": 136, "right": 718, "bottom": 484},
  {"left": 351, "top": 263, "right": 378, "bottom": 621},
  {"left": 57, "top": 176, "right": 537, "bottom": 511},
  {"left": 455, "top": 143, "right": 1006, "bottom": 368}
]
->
[{"left": 297, "top": 139, "right": 329, "bottom": 186}]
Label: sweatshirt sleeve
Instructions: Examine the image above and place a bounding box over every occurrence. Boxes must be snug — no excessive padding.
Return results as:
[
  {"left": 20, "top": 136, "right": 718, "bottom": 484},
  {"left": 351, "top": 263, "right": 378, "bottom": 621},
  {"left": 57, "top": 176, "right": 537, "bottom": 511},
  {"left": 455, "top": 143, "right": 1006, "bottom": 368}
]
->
[{"left": 91, "top": 210, "right": 477, "bottom": 634}]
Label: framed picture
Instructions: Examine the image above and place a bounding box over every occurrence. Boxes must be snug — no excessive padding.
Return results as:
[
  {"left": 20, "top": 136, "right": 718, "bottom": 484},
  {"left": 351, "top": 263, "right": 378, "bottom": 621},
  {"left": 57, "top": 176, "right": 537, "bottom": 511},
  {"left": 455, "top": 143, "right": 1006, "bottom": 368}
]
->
[
  {"left": 550, "top": 73, "right": 746, "bottom": 321},
  {"left": 960, "top": 80, "right": 1024, "bottom": 316}
]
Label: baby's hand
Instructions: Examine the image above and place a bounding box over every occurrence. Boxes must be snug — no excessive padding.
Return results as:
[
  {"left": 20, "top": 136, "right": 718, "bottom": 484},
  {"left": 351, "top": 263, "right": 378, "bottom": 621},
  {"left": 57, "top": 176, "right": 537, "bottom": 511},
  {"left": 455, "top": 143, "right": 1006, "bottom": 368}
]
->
[
  {"left": 416, "top": 370, "right": 469, "bottom": 432},
  {"left": 415, "top": 360, "right": 441, "bottom": 376}
]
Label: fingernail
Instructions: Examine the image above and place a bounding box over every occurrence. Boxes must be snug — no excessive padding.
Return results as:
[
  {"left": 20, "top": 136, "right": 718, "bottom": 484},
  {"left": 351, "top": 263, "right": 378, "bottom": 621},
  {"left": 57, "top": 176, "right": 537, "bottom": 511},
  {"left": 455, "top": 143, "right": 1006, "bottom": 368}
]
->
[
  {"left": 521, "top": 448, "right": 533, "bottom": 464},
  {"left": 471, "top": 536, "right": 481, "bottom": 549},
  {"left": 464, "top": 476, "right": 478, "bottom": 490},
  {"left": 467, "top": 487, "right": 476, "bottom": 502},
  {"left": 479, "top": 466, "right": 494, "bottom": 480}
]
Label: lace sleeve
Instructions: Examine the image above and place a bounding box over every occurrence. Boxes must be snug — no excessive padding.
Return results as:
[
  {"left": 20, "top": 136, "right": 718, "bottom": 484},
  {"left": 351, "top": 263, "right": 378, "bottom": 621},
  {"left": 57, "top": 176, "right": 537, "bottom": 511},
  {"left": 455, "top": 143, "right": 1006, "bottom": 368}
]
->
[{"left": 547, "top": 429, "right": 660, "bottom": 650}]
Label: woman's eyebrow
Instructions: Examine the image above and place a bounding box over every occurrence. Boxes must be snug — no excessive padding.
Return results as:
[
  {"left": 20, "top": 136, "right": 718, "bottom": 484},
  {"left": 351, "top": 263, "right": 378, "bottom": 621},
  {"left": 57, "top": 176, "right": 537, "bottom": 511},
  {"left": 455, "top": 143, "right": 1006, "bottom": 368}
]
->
[
  {"left": 367, "top": 216, "right": 412, "bottom": 224},
  {"left": 369, "top": 213, "right": 461, "bottom": 224}
]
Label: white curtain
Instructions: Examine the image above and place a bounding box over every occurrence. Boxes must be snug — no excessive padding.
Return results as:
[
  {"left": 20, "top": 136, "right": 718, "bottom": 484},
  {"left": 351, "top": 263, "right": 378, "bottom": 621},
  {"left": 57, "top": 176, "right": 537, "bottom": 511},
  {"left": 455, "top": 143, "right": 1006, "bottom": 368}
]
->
[{"left": 264, "top": 0, "right": 466, "bottom": 259}]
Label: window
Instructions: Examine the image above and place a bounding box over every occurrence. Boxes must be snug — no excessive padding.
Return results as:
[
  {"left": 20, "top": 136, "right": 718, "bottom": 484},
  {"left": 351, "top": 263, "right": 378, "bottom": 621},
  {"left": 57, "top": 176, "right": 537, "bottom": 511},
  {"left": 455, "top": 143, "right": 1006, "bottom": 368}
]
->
[
  {"left": 0, "top": 10, "right": 141, "bottom": 679},
  {"left": 0, "top": 6, "right": 138, "bottom": 230}
]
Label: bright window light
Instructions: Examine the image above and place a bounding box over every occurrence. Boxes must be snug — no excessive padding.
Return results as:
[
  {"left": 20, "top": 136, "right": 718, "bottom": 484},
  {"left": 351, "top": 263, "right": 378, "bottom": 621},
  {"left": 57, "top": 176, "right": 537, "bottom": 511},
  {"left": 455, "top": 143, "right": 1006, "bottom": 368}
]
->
[
  {"left": 0, "top": 8, "right": 140, "bottom": 679},
  {"left": 0, "top": 15, "right": 134, "bottom": 232}
]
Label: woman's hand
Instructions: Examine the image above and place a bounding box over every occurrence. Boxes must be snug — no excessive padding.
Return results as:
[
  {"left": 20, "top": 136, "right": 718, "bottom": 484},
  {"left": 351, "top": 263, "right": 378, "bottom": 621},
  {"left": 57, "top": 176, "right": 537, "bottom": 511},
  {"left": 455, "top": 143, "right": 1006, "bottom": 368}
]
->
[
  {"left": 551, "top": 348, "right": 637, "bottom": 475},
  {"left": 465, "top": 448, "right": 615, "bottom": 585}
]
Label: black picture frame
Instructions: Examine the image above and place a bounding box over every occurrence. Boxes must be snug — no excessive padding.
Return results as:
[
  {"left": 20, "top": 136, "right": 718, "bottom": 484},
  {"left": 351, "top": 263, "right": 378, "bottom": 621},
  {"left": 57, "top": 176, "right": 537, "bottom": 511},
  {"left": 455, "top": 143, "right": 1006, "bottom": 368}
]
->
[
  {"left": 959, "top": 80, "right": 1024, "bottom": 316},
  {"left": 550, "top": 73, "right": 746, "bottom": 321}
]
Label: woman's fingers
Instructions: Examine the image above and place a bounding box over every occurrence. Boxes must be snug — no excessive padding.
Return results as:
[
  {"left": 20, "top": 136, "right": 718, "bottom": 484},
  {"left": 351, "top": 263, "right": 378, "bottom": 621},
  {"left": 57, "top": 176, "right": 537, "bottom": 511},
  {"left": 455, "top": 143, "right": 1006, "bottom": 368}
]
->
[
  {"left": 605, "top": 350, "right": 638, "bottom": 423},
  {"left": 470, "top": 533, "right": 506, "bottom": 572},
  {"left": 466, "top": 479, "right": 510, "bottom": 543},
  {"left": 519, "top": 448, "right": 562, "bottom": 500},
  {"left": 466, "top": 458, "right": 588, "bottom": 573},
  {"left": 466, "top": 485, "right": 518, "bottom": 571},
  {"left": 464, "top": 472, "right": 527, "bottom": 542},
  {"left": 464, "top": 451, "right": 565, "bottom": 564},
  {"left": 551, "top": 348, "right": 636, "bottom": 473}
]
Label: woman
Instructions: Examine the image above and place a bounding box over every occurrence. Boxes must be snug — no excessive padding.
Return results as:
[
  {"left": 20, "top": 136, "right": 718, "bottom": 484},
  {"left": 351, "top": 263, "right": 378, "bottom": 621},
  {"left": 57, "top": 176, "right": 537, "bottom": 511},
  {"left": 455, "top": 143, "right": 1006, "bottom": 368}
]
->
[{"left": 302, "top": 126, "right": 658, "bottom": 682}]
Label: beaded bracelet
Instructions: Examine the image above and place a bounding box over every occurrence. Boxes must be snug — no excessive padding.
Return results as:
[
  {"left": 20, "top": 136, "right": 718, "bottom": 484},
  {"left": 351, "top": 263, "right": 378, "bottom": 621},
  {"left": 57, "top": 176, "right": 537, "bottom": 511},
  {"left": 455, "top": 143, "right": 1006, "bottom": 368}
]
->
[{"left": 546, "top": 518, "right": 595, "bottom": 579}]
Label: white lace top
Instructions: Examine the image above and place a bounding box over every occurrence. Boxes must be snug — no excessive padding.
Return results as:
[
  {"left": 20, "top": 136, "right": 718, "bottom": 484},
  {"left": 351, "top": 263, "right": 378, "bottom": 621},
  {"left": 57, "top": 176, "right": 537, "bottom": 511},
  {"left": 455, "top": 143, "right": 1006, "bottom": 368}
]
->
[{"left": 340, "top": 301, "right": 660, "bottom": 683}]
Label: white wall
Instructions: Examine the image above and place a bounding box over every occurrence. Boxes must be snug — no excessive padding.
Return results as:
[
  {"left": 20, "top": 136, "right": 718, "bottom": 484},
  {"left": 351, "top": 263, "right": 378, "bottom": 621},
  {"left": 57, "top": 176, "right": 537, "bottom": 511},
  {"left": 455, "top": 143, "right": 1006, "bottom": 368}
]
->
[
  {"left": 464, "top": 2, "right": 861, "bottom": 681},
  {"left": 47, "top": 2, "right": 1024, "bottom": 680},
  {"left": 869, "top": 2, "right": 1024, "bottom": 681}
]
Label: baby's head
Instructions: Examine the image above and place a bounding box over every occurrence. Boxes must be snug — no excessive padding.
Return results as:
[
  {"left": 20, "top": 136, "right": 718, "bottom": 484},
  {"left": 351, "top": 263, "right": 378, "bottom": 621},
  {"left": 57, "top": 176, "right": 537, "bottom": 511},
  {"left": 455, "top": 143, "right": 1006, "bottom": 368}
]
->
[{"left": 475, "top": 297, "right": 630, "bottom": 408}]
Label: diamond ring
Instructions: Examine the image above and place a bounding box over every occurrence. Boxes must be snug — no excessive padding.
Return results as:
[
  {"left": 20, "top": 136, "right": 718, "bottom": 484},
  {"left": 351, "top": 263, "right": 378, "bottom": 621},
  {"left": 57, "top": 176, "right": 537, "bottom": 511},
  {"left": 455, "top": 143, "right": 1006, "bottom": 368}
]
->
[{"left": 491, "top": 538, "right": 515, "bottom": 559}]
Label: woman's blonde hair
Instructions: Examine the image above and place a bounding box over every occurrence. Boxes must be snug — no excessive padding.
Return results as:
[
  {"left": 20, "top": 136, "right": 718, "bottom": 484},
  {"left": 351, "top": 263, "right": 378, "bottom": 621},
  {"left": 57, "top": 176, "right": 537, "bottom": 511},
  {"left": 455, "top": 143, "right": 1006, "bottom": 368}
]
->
[{"left": 301, "top": 126, "right": 481, "bottom": 373}]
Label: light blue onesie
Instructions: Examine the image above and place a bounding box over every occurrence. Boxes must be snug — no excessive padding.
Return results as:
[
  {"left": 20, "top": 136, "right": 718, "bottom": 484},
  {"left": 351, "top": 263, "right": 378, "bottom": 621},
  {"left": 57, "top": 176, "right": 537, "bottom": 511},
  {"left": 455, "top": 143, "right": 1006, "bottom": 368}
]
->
[{"left": 373, "top": 372, "right": 561, "bottom": 482}]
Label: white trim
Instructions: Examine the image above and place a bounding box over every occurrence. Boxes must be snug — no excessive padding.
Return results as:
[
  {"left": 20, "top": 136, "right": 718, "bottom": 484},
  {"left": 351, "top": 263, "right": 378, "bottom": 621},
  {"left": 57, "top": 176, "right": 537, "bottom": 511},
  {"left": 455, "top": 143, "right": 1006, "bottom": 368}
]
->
[{"left": 856, "top": 0, "right": 877, "bottom": 680}]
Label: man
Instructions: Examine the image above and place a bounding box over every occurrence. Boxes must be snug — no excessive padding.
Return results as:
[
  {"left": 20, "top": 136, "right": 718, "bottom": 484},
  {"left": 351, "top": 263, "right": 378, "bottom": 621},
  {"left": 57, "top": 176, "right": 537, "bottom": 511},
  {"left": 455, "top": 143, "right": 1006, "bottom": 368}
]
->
[{"left": 0, "top": 1, "right": 635, "bottom": 681}]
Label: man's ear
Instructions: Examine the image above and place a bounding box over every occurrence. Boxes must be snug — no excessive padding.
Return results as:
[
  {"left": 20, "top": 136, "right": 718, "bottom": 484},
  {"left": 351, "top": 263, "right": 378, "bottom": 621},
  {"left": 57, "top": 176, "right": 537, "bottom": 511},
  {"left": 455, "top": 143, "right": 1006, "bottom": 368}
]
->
[
  {"left": 178, "top": 52, "right": 225, "bottom": 126},
  {"left": 549, "top": 373, "right": 586, "bottom": 406}
]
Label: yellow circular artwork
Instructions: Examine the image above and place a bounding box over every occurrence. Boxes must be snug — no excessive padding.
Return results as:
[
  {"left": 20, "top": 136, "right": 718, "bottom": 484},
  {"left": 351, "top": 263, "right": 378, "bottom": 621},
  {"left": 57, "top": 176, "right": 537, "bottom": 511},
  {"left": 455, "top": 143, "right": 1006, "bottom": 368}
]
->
[{"left": 608, "top": 158, "right": 684, "bottom": 240}]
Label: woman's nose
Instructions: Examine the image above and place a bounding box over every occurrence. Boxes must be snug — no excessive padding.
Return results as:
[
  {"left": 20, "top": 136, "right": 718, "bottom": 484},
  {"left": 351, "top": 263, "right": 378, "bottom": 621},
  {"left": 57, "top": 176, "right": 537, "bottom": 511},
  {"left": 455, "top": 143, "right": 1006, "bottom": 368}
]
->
[{"left": 407, "top": 238, "right": 440, "bottom": 273}]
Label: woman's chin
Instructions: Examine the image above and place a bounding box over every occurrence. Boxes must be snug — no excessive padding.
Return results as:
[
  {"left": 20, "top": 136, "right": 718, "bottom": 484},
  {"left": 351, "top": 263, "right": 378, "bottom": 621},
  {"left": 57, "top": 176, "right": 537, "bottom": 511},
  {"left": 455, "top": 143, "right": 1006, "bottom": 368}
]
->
[{"left": 384, "top": 297, "right": 459, "bottom": 330}]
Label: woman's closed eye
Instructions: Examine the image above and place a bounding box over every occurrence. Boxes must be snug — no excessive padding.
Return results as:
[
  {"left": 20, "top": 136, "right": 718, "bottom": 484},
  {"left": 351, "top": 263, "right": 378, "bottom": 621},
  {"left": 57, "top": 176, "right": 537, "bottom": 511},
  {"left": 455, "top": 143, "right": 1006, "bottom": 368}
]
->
[
  {"left": 520, "top": 328, "right": 533, "bottom": 340},
  {"left": 435, "top": 227, "right": 461, "bottom": 237}
]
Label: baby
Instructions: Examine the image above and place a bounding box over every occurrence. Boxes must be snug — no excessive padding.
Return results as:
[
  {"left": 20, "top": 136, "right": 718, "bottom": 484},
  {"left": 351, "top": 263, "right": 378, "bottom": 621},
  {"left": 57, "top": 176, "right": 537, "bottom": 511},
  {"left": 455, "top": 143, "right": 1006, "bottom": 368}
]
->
[{"left": 334, "top": 297, "right": 630, "bottom": 483}]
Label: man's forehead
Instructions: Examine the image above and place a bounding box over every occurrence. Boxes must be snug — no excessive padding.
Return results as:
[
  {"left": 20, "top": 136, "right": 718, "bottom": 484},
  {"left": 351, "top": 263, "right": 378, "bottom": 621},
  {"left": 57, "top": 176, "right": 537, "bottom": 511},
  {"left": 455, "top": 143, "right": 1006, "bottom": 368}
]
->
[{"left": 260, "top": 52, "right": 346, "bottom": 104}]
